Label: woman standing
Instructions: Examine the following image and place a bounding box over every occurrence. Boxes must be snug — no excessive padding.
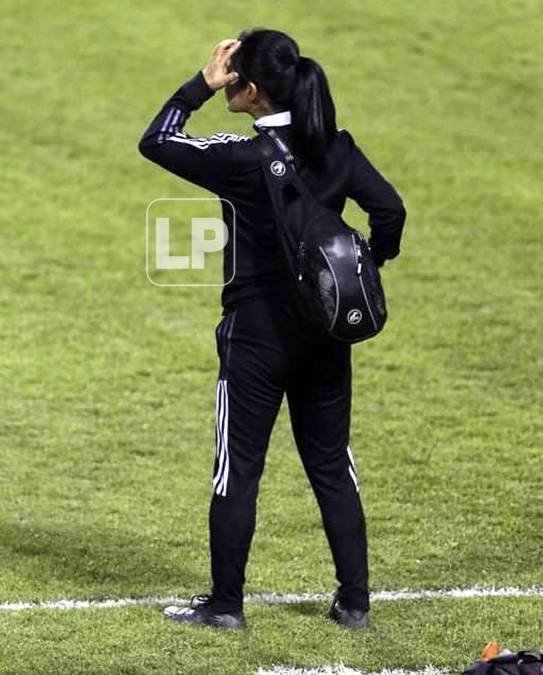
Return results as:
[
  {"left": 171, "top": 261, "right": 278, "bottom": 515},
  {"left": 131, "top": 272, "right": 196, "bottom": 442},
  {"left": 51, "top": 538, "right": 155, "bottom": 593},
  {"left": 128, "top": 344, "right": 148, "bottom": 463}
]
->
[{"left": 138, "top": 29, "right": 406, "bottom": 630}]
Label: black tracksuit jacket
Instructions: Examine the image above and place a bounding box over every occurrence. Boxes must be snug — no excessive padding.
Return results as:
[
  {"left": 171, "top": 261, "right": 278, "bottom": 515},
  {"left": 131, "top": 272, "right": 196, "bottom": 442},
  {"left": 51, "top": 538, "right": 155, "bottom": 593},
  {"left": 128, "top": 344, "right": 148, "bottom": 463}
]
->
[{"left": 138, "top": 71, "right": 407, "bottom": 311}]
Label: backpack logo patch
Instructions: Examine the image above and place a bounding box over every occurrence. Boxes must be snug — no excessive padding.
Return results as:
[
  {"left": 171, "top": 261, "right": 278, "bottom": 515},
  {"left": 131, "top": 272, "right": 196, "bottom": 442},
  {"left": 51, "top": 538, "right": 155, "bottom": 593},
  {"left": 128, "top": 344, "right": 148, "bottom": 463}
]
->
[
  {"left": 270, "top": 160, "right": 286, "bottom": 177},
  {"left": 347, "top": 308, "right": 363, "bottom": 325}
]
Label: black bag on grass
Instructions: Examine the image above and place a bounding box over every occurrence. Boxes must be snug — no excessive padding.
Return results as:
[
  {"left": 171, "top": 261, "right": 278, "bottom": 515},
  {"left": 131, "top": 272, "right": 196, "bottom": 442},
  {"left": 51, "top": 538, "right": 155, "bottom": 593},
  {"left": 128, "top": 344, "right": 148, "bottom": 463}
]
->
[{"left": 463, "top": 650, "right": 543, "bottom": 675}]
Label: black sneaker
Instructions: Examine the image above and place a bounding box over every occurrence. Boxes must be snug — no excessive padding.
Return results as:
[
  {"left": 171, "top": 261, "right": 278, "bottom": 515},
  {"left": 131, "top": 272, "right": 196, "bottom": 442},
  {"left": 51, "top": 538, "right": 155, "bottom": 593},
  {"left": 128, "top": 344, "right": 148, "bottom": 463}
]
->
[
  {"left": 328, "top": 593, "right": 369, "bottom": 629},
  {"left": 164, "top": 594, "right": 247, "bottom": 630}
]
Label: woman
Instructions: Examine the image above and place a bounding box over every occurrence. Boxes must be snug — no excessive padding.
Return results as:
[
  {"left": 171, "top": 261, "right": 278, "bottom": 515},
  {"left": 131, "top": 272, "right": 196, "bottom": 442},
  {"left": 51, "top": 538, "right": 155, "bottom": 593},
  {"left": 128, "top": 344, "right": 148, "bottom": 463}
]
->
[{"left": 138, "top": 29, "right": 406, "bottom": 630}]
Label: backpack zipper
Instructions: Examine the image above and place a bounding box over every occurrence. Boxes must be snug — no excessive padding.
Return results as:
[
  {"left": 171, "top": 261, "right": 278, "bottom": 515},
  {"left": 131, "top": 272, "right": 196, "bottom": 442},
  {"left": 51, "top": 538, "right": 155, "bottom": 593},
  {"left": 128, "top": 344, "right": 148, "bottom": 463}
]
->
[
  {"left": 352, "top": 234, "right": 378, "bottom": 331},
  {"left": 297, "top": 241, "right": 306, "bottom": 281},
  {"left": 356, "top": 243, "right": 363, "bottom": 275}
]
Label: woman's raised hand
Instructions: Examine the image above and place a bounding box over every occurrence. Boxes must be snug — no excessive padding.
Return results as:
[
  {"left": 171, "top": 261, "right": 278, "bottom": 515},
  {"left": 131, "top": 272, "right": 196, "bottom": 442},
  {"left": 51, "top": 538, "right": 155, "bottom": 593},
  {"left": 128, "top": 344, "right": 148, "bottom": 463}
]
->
[{"left": 202, "top": 39, "right": 241, "bottom": 91}]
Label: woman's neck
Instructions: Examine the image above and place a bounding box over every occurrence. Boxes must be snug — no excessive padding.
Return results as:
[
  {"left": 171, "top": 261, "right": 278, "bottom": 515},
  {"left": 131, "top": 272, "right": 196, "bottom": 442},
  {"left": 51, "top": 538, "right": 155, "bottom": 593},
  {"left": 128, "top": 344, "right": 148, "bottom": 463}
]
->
[{"left": 250, "top": 101, "right": 278, "bottom": 120}]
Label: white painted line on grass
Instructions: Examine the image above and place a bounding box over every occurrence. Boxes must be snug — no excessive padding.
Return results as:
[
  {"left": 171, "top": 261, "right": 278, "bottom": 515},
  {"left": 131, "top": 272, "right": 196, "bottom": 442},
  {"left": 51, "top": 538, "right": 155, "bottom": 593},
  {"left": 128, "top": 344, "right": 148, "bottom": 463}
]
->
[
  {"left": 248, "top": 585, "right": 543, "bottom": 604},
  {"left": 0, "top": 595, "right": 186, "bottom": 612},
  {"left": 255, "top": 667, "right": 449, "bottom": 675},
  {"left": 1, "top": 585, "right": 542, "bottom": 612}
]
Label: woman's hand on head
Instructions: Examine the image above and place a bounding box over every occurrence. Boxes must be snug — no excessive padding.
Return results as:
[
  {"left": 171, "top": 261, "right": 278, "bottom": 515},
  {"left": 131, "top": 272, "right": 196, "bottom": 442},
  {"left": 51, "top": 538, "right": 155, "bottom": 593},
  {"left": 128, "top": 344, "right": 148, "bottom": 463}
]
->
[{"left": 202, "top": 39, "right": 241, "bottom": 91}]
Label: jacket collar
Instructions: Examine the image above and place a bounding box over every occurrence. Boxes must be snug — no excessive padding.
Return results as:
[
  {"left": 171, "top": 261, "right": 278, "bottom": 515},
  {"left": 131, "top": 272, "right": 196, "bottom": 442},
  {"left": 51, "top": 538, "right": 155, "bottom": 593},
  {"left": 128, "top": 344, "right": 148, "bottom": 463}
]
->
[{"left": 253, "top": 110, "right": 292, "bottom": 129}]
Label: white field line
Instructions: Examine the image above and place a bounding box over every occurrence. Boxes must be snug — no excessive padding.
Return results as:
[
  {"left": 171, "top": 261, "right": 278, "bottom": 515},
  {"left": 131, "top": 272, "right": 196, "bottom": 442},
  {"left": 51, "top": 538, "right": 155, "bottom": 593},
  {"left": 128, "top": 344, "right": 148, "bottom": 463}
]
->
[
  {"left": 1, "top": 585, "right": 542, "bottom": 612},
  {"left": 255, "top": 668, "right": 448, "bottom": 675}
]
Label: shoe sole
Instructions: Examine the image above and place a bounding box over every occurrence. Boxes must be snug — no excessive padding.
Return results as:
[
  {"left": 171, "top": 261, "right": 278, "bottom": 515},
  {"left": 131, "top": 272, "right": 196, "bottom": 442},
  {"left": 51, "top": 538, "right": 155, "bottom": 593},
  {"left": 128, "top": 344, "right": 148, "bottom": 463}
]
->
[
  {"left": 164, "top": 608, "right": 246, "bottom": 630},
  {"left": 328, "top": 609, "right": 369, "bottom": 630}
]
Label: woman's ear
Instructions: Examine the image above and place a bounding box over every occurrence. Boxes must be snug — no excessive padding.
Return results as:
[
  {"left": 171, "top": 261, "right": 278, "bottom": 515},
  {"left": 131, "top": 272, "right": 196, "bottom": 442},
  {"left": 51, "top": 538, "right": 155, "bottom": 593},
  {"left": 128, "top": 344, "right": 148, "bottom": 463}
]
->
[{"left": 247, "top": 81, "right": 258, "bottom": 102}]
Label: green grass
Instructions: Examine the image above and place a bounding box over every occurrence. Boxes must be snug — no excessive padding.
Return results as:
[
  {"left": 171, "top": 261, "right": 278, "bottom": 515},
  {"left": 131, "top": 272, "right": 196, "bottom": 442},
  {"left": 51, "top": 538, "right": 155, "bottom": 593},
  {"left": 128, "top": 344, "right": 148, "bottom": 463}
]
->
[
  {"left": 1, "top": 0, "right": 542, "bottom": 673},
  {"left": 2, "top": 599, "right": 542, "bottom": 675}
]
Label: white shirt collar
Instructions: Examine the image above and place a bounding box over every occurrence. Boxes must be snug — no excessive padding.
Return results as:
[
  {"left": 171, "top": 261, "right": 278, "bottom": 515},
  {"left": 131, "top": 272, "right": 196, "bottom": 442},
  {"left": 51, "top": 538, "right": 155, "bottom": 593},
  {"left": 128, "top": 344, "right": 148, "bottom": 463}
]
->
[{"left": 254, "top": 110, "right": 292, "bottom": 128}]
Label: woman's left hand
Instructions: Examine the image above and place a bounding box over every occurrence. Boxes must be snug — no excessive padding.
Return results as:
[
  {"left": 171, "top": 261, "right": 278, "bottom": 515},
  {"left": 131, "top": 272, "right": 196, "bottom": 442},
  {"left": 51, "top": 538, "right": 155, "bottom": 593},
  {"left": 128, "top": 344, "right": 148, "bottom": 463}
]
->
[{"left": 202, "top": 39, "right": 241, "bottom": 91}]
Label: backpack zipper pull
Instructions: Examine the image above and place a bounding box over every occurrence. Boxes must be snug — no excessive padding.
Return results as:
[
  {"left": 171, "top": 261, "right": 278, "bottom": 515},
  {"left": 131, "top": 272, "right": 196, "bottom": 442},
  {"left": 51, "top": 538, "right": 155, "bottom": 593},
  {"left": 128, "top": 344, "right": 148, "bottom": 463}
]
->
[
  {"left": 356, "top": 244, "right": 363, "bottom": 275},
  {"left": 297, "top": 241, "right": 306, "bottom": 281}
]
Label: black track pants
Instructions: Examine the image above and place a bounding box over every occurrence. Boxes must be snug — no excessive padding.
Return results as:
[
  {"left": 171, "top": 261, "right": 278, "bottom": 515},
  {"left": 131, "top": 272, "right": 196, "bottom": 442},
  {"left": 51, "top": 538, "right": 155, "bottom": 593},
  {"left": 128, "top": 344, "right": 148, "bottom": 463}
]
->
[{"left": 208, "top": 297, "right": 369, "bottom": 613}]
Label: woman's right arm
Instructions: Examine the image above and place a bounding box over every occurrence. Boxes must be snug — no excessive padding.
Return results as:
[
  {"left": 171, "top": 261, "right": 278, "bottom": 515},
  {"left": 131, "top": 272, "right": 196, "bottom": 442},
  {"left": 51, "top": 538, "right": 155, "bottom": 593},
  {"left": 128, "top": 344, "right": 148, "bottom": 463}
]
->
[{"left": 138, "top": 40, "right": 245, "bottom": 192}]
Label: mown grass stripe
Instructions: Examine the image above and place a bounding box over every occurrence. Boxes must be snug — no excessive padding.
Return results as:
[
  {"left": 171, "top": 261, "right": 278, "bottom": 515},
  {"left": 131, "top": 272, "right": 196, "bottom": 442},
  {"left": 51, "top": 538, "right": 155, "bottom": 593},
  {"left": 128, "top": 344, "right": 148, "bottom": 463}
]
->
[{"left": 1, "top": 586, "right": 542, "bottom": 612}]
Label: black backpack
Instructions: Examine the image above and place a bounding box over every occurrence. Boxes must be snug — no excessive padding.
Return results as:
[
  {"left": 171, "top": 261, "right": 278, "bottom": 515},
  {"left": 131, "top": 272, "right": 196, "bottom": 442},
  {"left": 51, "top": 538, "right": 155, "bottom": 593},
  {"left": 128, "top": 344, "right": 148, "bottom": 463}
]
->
[
  {"left": 463, "top": 650, "right": 543, "bottom": 675},
  {"left": 257, "top": 128, "right": 387, "bottom": 344}
]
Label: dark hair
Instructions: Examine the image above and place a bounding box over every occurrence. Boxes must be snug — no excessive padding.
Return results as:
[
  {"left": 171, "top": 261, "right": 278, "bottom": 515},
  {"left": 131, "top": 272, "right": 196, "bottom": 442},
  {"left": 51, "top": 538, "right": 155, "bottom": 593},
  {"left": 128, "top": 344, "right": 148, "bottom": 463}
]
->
[{"left": 230, "top": 29, "right": 337, "bottom": 167}]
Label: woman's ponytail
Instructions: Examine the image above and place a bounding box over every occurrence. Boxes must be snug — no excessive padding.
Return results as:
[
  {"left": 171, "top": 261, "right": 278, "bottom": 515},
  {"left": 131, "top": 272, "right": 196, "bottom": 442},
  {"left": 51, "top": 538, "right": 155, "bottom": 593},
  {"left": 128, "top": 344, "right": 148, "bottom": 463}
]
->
[
  {"left": 232, "top": 29, "right": 337, "bottom": 168},
  {"left": 291, "top": 56, "right": 337, "bottom": 168}
]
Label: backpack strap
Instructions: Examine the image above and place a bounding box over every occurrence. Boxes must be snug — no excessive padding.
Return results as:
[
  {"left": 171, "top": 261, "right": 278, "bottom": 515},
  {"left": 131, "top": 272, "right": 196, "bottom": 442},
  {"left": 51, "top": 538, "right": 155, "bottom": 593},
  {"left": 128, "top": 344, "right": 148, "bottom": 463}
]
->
[
  {"left": 263, "top": 128, "right": 296, "bottom": 167},
  {"left": 255, "top": 127, "right": 315, "bottom": 243}
]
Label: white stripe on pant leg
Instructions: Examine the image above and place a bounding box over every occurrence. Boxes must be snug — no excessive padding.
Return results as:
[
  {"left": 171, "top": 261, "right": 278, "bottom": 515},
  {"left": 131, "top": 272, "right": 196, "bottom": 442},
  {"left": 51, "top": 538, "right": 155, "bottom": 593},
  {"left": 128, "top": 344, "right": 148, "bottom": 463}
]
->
[
  {"left": 213, "top": 380, "right": 226, "bottom": 490},
  {"left": 213, "top": 380, "right": 227, "bottom": 490},
  {"left": 216, "top": 380, "right": 230, "bottom": 496},
  {"left": 213, "top": 380, "right": 230, "bottom": 495},
  {"left": 346, "top": 444, "right": 359, "bottom": 492},
  {"left": 348, "top": 466, "right": 359, "bottom": 492},
  {"left": 219, "top": 379, "right": 229, "bottom": 494},
  {"left": 346, "top": 444, "right": 357, "bottom": 472},
  {"left": 212, "top": 379, "right": 222, "bottom": 486}
]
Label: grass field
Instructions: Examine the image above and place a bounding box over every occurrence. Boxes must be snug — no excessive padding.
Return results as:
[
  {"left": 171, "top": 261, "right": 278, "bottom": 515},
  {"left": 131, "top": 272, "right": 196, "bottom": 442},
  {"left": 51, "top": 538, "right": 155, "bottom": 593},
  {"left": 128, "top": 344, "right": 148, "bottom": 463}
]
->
[{"left": 1, "top": 0, "right": 542, "bottom": 673}]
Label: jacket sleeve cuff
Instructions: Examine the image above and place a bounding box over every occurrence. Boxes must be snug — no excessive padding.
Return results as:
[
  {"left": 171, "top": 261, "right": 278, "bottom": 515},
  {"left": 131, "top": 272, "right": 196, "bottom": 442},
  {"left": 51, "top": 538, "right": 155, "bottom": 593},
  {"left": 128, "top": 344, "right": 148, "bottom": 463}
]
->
[{"left": 167, "top": 70, "right": 215, "bottom": 111}]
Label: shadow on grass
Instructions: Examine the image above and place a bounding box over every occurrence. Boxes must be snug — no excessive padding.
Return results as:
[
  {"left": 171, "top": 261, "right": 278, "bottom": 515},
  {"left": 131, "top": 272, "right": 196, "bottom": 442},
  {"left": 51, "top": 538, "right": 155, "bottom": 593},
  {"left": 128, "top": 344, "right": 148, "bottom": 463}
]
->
[
  {"left": 0, "top": 519, "right": 206, "bottom": 599},
  {"left": 282, "top": 601, "right": 325, "bottom": 617}
]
